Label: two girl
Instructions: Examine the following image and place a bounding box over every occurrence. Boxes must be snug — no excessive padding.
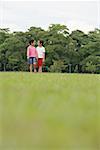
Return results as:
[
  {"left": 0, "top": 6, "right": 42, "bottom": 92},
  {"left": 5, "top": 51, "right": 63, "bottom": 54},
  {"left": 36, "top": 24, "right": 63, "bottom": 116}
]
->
[{"left": 27, "top": 39, "right": 45, "bottom": 73}]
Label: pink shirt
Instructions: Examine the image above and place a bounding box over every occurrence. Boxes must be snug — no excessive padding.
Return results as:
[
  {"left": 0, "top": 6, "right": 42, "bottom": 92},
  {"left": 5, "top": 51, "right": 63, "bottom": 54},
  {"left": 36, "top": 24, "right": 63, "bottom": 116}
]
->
[{"left": 27, "top": 45, "right": 37, "bottom": 58}]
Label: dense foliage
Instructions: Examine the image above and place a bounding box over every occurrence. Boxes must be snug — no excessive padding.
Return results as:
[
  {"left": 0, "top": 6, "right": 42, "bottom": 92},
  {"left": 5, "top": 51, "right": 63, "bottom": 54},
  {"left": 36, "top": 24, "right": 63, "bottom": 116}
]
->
[{"left": 0, "top": 24, "right": 100, "bottom": 73}]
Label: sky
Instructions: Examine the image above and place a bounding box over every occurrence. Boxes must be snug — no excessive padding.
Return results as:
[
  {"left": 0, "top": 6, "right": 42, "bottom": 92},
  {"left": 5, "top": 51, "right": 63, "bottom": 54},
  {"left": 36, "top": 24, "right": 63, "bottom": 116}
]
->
[{"left": 0, "top": 0, "right": 100, "bottom": 33}]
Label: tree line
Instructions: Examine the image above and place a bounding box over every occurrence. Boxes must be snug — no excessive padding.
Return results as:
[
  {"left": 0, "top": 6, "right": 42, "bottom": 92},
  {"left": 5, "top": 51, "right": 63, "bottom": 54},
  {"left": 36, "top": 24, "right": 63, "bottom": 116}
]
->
[{"left": 0, "top": 24, "right": 100, "bottom": 73}]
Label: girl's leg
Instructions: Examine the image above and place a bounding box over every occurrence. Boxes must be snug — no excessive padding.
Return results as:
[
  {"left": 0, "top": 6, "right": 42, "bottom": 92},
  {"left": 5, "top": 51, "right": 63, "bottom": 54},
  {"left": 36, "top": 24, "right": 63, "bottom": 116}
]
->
[
  {"left": 29, "top": 64, "right": 33, "bottom": 72},
  {"left": 33, "top": 58, "right": 37, "bottom": 73},
  {"left": 33, "top": 64, "right": 37, "bottom": 73},
  {"left": 38, "top": 66, "right": 42, "bottom": 73},
  {"left": 38, "top": 58, "right": 43, "bottom": 73}
]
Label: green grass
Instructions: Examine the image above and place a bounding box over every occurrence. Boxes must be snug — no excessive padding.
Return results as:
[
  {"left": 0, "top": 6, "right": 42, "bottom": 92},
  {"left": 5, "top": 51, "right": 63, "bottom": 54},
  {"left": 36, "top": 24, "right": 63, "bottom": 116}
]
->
[{"left": 0, "top": 72, "right": 100, "bottom": 150}]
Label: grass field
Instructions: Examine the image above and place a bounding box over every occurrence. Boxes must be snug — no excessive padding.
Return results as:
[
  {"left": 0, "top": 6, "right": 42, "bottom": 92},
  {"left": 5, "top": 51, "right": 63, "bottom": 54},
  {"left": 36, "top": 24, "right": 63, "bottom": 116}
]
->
[{"left": 0, "top": 72, "right": 100, "bottom": 150}]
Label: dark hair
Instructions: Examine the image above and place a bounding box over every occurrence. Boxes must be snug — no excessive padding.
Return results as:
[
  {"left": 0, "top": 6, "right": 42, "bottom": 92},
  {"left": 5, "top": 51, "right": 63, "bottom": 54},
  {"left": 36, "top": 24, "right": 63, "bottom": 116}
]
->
[
  {"left": 29, "top": 39, "right": 34, "bottom": 45},
  {"left": 39, "top": 40, "right": 44, "bottom": 45}
]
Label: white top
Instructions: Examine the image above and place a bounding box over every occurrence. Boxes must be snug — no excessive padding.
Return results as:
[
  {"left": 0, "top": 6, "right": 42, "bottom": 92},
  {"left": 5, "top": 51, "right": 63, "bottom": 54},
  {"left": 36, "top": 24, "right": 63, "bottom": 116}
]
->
[{"left": 36, "top": 46, "right": 45, "bottom": 58}]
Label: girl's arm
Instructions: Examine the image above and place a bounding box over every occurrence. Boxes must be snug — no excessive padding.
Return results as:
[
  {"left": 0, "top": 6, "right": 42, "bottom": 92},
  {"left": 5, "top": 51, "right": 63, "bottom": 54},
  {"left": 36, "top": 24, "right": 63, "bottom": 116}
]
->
[
  {"left": 43, "top": 52, "right": 45, "bottom": 62},
  {"left": 43, "top": 47, "right": 45, "bottom": 62},
  {"left": 27, "top": 47, "right": 29, "bottom": 58},
  {"left": 35, "top": 48, "right": 38, "bottom": 59}
]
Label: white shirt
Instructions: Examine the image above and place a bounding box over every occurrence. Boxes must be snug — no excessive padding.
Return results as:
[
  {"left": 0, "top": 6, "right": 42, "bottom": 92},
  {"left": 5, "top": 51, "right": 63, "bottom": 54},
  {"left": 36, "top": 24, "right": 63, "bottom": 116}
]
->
[{"left": 36, "top": 46, "right": 45, "bottom": 58}]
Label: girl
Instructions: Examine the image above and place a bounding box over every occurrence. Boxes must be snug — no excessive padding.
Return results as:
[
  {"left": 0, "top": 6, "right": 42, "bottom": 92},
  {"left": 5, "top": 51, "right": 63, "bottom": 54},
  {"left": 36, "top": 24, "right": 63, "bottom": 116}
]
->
[
  {"left": 36, "top": 40, "right": 45, "bottom": 73},
  {"left": 27, "top": 40, "right": 38, "bottom": 72}
]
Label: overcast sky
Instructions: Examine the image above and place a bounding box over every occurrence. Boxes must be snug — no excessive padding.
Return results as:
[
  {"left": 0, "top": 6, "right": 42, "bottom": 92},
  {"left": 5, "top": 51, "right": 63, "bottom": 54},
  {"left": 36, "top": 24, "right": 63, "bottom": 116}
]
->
[{"left": 0, "top": 0, "right": 100, "bottom": 33}]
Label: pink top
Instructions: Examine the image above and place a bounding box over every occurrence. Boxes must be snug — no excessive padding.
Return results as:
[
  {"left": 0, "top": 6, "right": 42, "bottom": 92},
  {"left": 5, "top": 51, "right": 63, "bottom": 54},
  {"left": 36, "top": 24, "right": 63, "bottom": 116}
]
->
[{"left": 27, "top": 45, "right": 38, "bottom": 58}]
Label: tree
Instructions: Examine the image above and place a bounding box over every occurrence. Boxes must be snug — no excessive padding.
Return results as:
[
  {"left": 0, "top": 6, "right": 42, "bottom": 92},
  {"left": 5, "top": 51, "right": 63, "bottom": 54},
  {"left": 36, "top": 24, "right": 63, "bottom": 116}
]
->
[
  {"left": 50, "top": 60, "right": 66, "bottom": 73},
  {"left": 0, "top": 36, "right": 27, "bottom": 71},
  {"left": 0, "top": 28, "right": 10, "bottom": 45},
  {"left": 85, "top": 62, "right": 96, "bottom": 73},
  {"left": 81, "top": 56, "right": 100, "bottom": 73},
  {"left": 0, "top": 25, "right": 100, "bottom": 73}
]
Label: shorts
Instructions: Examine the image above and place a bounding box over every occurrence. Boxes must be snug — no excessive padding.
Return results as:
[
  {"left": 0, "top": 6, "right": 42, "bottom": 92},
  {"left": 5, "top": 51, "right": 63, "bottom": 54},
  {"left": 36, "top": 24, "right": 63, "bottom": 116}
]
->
[
  {"left": 38, "top": 58, "right": 43, "bottom": 67},
  {"left": 28, "top": 57, "right": 37, "bottom": 64}
]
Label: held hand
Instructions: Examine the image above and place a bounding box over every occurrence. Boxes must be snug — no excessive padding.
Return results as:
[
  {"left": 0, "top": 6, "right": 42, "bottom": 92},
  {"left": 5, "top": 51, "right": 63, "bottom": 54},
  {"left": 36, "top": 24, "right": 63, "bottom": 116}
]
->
[
  {"left": 43, "top": 58, "right": 45, "bottom": 63},
  {"left": 43, "top": 59, "right": 45, "bottom": 65}
]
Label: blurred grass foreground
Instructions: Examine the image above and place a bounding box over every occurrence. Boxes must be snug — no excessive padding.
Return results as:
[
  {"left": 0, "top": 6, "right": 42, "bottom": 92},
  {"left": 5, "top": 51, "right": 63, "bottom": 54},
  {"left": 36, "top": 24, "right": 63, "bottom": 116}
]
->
[{"left": 0, "top": 72, "right": 100, "bottom": 150}]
